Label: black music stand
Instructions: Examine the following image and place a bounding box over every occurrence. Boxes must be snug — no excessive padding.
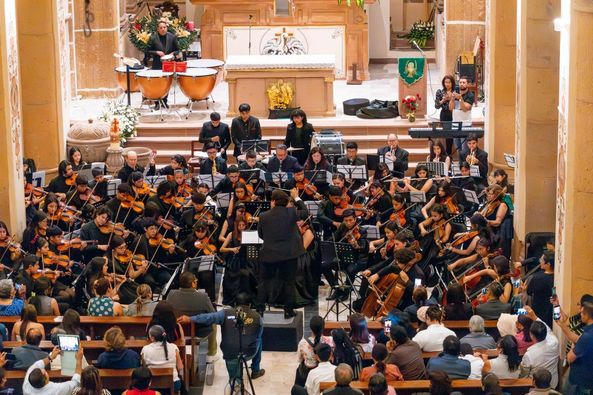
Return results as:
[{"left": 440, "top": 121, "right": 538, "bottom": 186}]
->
[
  {"left": 215, "top": 192, "right": 232, "bottom": 209},
  {"left": 418, "top": 161, "right": 446, "bottom": 177},
  {"left": 185, "top": 255, "right": 216, "bottom": 273},
  {"left": 320, "top": 240, "right": 357, "bottom": 320},
  {"left": 305, "top": 170, "right": 331, "bottom": 184},
  {"left": 244, "top": 201, "right": 271, "bottom": 216},
  {"left": 264, "top": 172, "right": 292, "bottom": 187},
  {"left": 241, "top": 230, "right": 263, "bottom": 265},
  {"left": 241, "top": 139, "right": 269, "bottom": 154},
  {"left": 336, "top": 165, "right": 367, "bottom": 183}
]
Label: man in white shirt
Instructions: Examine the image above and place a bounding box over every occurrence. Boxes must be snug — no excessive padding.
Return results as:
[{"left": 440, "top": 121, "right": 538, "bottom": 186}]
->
[
  {"left": 460, "top": 343, "right": 484, "bottom": 380},
  {"left": 305, "top": 343, "right": 336, "bottom": 395},
  {"left": 23, "top": 346, "right": 84, "bottom": 395},
  {"left": 520, "top": 307, "right": 559, "bottom": 389},
  {"left": 412, "top": 306, "right": 456, "bottom": 352}
]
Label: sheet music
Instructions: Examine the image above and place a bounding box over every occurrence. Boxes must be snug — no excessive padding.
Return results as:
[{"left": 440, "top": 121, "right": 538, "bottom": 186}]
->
[
  {"left": 215, "top": 192, "right": 232, "bottom": 208},
  {"left": 410, "top": 191, "right": 426, "bottom": 203},
  {"left": 242, "top": 230, "right": 263, "bottom": 244},
  {"left": 336, "top": 165, "right": 368, "bottom": 180},
  {"left": 463, "top": 189, "right": 480, "bottom": 204},
  {"left": 198, "top": 174, "right": 225, "bottom": 190},
  {"left": 469, "top": 165, "right": 481, "bottom": 177},
  {"left": 31, "top": 171, "right": 46, "bottom": 187}
]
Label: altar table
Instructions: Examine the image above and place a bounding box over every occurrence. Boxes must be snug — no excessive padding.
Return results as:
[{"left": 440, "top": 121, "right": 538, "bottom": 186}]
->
[{"left": 225, "top": 54, "right": 336, "bottom": 118}]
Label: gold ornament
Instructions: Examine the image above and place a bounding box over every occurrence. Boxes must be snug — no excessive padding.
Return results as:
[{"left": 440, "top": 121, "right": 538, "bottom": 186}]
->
[{"left": 266, "top": 80, "right": 294, "bottom": 109}]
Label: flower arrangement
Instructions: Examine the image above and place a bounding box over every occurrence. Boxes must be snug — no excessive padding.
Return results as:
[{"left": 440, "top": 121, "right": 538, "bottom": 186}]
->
[
  {"left": 403, "top": 94, "right": 421, "bottom": 122},
  {"left": 129, "top": 10, "right": 198, "bottom": 53},
  {"left": 405, "top": 20, "right": 435, "bottom": 48},
  {"left": 99, "top": 101, "right": 139, "bottom": 145}
]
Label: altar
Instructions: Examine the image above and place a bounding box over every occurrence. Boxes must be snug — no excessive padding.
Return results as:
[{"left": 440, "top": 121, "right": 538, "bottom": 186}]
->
[{"left": 225, "top": 54, "right": 336, "bottom": 118}]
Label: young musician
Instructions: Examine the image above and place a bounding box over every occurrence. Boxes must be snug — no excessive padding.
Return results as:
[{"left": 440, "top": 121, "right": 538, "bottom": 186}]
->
[
  {"left": 199, "top": 111, "right": 231, "bottom": 160},
  {"left": 382, "top": 193, "right": 413, "bottom": 231},
  {"left": 21, "top": 211, "right": 49, "bottom": 254},
  {"left": 334, "top": 208, "right": 369, "bottom": 283},
  {"left": 459, "top": 133, "right": 489, "bottom": 183},
  {"left": 0, "top": 221, "right": 22, "bottom": 277},
  {"left": 80, "top": 206, "right": 113, "bottom": 262},
  {"left": 449, "top": 162, "right": 479, "bottom": 211},
  {"left": 418, "top": 204, "right": 451, "bottom": 272},
  {"left": 337, "top": 142, "right": 366, "bottom": 191},
  {"left": 65, "top": 174, "right": 101, "bottom": 210},
  {"left": 480, "top": 184, "right": 513, "bottom": 258},
  {"left": 284, "top": 167, "right": 323, "bottom": 201},
  {"left": 421, "top": 181, "right": 459, "bottom": 219},
  {"left": 220, "top": 215, "right": 256, "bottom": 305},
  {"left": 15, "top": 255, "right": 41, "bottom": 298},
  {"left": 128, "top": 171, "right": 153, "bottom": 203},
  {"left": 200, "top": 142, "right": 228, "bottom": 175},
  {"left": 427, "top": 141, "right": 451, "bottom": 175},
  {"left": 233, "top": 181, "right": 255, "bottom": 203},
  {"left": 146, "top": 181, "right": 177, "bottom": 220},
  {"left": 332, "top": 173, "right": 355, "bottom": 203},
  {"left": 105, "top": 183, "right": 140, "bottom": 228},
  {"left": 68, "top": 147, "right": 87, "bottom": 172},
  {"left": 179, "top": 221, "right": 217, "bottom": 301},
  {"left": 317, "top": 186, "right": 347, "bottom": 238},
  {"left": 364, "top": 181, "right": 392, "bottom": 225},
  {"left": 89, "top": 168, "right": 109, "bottom": 202},
  {"left": 370, "top": 163, "right": 396, "bottom": 195},
  {"left": 46, "top": 160, "right": 75, "bottom": 199},
  {"left": 377, "top": 134, "right": 409, "bottom": 177},
  {"left": 399, "top": 164, "right": 434, "bottom": 194},
  {"left": 130, "top": 218, "right": 174, "bottom": 289},
  {"left": 106, "top": 235, "right": 143, "bottom": 304},
  {"left": 239, "top": 151, "right": 266, "bottom": 197},
  {"left": 443, "top": 213, "right": 491, "bottom": 258},
  {"left": 231, "top": 103, "right": 262, "bottom": 158},
  {"left": 181, "top": 193, "right": 216, "bottom": 231},
  {"left": 211, "top": 165, "right": 241, "bottom": 195},
  {"left": 284, "top": 109, "right": 315, "bottom": 165},
  {"left": 172, "top": 170, "right": 192, "bottom": 201}
]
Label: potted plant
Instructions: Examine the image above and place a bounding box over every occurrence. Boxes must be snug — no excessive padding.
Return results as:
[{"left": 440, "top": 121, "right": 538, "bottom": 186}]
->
[
  {"left": 129, "top": 8, "right": 198, "bottom": 53},
  {"left": 402, "top": 94, "right": 421, "bottom": 122},
  {"left": 99, "top": 101, "right": 140, "bottom": 146},
  {"left": 404, "top": 20, "right": 435, "bottom": 48}
]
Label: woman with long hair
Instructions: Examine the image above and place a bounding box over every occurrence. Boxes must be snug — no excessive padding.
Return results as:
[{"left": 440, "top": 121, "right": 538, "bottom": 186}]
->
[
  {"left": 68, "top": 146, "right": 87, "bottom": 172},
  {"left": 72, "top": 366, "right": 110, "bottom": 395},
  {"left": 147, "top": 301, "right": 184, "bottom": 343},
  {"left": 28, "top": 276, "right": 60, "bottom": 315},
  {"left": 435, "top": 74, "right": 457, "bottom": 154},
  {"left": 399, "top": 164, "right": 434, "bottom": 194},
  {"left": 427, "top": 140, "right": 451, "bottom": 174},
  {"left": 482, "top": 184, "right": 514, "bottom": 258},
  {"left": 141, "top": 325, "right": 184, "bottom": 393},
  {"left": 21, "top": 211, "right": 48, "bottom": 254},
  {"left": 51, "top": 308, "right": 88, "bottom": 340},
  {"left": 304, "top": 146, "right": 331, "bottom": 172},
  {"left": 360, "top": 344, "right": 403, "bottom": 382},
  {"left": 349, "top": 313, "right": 377, "bottom": 353},
  {"left": 443, "top": 283, "right": 473, "bottom": 321},
  {"left": 285, "top": 109, "right": 315, "bottom": 165},
  {"left": 126, "top": 284, "right": 157, "bottom": 316},
  {"left": 481, "top": 335, "right": 521, "bottom": 379},
  {"left": 421, "top": 181, "right": 459, "bottom": 219},
  {"left": 295, "top": 315, "right": 334, "bottom": 386},
  {"left": 88, "top": 277, "right": 124, "bottom": 316},
  {"left": 514, "top": 314, "right": 535, "bottom": 355},
  {"left": 11, "top": 304, "right": 44, "bottom": 341},
  {"left": 445, "top": 213, "right": 491, "bottom": 258},
  {"left": 331, "top": 328, "right": 363, "bottom": 380}
]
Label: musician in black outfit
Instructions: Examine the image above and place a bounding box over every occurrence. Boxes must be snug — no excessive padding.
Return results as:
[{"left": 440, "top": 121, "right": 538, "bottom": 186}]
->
[
  {"left": 105, "top": 183, "right": 139, "bottom": 228},
  {"left": 46, "top": 160, "right": 74, "bottom": 198},
  {"left": 377, "top": 134, "right": 410, "bottom": 178},
  {"left": 200, "top": 143, "right": 228, "bottom": 175},
  {"left": 337, "top": 142, "right": 366, "bottom": 191},
  {"left": 284, "top": 109, "right": 315, "bottom": 165},
  {"left": 211, "top": 165, "right": 241, "bottom": 195},
  {"left": 239, "top": 151, "right": 266, "bottom": 197},
  {"left": 450, "top": 162, "right": 479, "bottom": 212},
  {"left": 116, "top": 150, "right": 156, "bottom": 183},
  {"left": 199, "top": 112, "right": 231, "bottom": 159},
  {"left": 130, "top": 218, "right": 175, "bottom": 289},
  {"left": 146, "top": 21, "right": 179, "bottom": 109},
  {"left": 266, "top": 144, "right": 301, "bottom": 173},
  {"left": 80, "top": 206, "right": 114, "bottom": 263},
  {"left": 146, "top": 181, "right": 176, "bottom": 220},
  {"left": 334, "top": 209, "right": 369, "bottom": 281},
  {"left": 230, "top": 103, "right": 261, "bottom": 158},
  {"left": 256, "top": 189, "right": 308, "bottom": 318},
  {"left": 317, "top": 186, "right": 346, "bottom": 239},
  {"left": 459, "top": 134, "right": 489, "bottom": 186}
]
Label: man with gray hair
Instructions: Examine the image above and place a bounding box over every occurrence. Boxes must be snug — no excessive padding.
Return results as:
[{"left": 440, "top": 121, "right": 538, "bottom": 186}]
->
[
  {"left": 0, "top": 279, "right": 24, "bottom": 316},
  {"left": 266, "top": 144, "right": 300, "bottom": 173},
  {"left": 322, "top": 363, "right": 363, "bottom": 394},
  {"left": 460, "top": 315, "right": 497, "bottom": 350},
  {"left": 116, "top": 150, "right": 155, "bottom": 182}
]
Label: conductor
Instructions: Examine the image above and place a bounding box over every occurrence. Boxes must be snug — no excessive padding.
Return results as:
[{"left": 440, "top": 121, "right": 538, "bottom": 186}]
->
[{"left": 256, "top": 189, "right": 308, "bottom": 318}]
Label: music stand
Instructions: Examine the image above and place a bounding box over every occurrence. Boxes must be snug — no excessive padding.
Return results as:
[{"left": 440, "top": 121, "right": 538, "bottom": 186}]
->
[
  {"left": 31, "top": 171, "right": 45, "bottom": 188},
  {"left": 319, "top": 240, "right": 358, "bottom": 320},
  {"left": 366, "top": 154, "right": 380, "bottom": 172},
  {"left": 305, "top": 170, "right": 331, "bottom": 184},
  {"left": 106, "top": 179, "right": 121, "bottom": 197},
  {"left": 463, "top": 189, "right": 480, "bottom": 205},
  {"left": 244, "top": 201, "right": 271, "bottom": 215},
  {"left": 305, "top": 200, "right": 323, "bottom": 216},
  {"left": 409, "top": 191, "right": 426, "bottom": 204},
  {"left": 336, "top": 165, "right": 367, "bottom": 182},
  {"left": 215, "top": 192, "right": 232, "bottom": 209},
  {"left": 264, "top": 172, "right": 292, "bottom": 186},
  {"left": 185, "top": 255, "right": 216, "bottom": 274},
  {"left": 450, "top": 163, "right": 461, "bottom": 176},
  {"left": 241, "top": 139, "right": 269, "bottom": 154},
  {"left": 242, "top": 230, "right": 263, "bottom": 263},
  {"left": 379, "top": 155, "right": 395, "bottom": 172},
  {"left": 418, "top": 162, "right": 445, "bottom": 177},
  {"left": 469, "top": 165, "right": 481, "bottom": 178},
  {"left": 198, "top": 174, "right": 225, "bottom": 190},
  {"left": 158, "top": 264, "right": 182, "bottom": 300},
  {"left": 362, "top": 225, "right": 380, "bottom": 240},
  {"left": 145, "top": 175, "right": 167, "bottom": 187}
]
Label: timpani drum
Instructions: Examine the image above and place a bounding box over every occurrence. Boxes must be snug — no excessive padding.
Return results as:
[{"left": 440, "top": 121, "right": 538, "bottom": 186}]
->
[
  {"left": 135, "top": 70, "right": 174, "bottom": 100},
  {"left": 187, "top": 59, "right": 225, "bottom": 86},
  {"left": 177, "top": 68, "right": 217, "bottom": 101},
  {"left": 114, "top": 66, "right": 146, "bottom": 93}
]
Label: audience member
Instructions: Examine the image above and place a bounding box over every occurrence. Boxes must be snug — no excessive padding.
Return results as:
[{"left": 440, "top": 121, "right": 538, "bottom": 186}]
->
[
  {"left": 296, "top": 316, "right": 335, "bottom": 386},
  {"left": 22, "top": 346, "right": 83, "bottom": 395},
  {"left": 367, "top": 373, "right": 396, "bottom": 395},
  {"left": 72, "top": 366, "right": 111, "bottom": 395},
  {"left": 386, "top": 325, "right": 426, "bottom": 380},
  {"left": 125, "top": 284, "right": 158, "bottom": 316},
  {"left": 147, "top": 301, "right": 184, "bottom": 343},
  {"left": 526, "top": 250, "right": 555, "bottom": 327},
  {"left": 427, "top": 371, "right": 463, "bottom": 395},
  {"left": 460, "top": 343, "right": 483, "bottom": 380},
  {"left": 0, "top": 279, "right": 24, "bottom": 316},
  {"left": 27, "top": 277, "right": 60, "bottom": 316},
  {"left": 305, "top": 344, "right": 336, "bottom": 395},
  {"left": 331, "top": 329, "right": 363, "bottom": 381},
  {"left": 141, "top": 325, "right": 184, "bottom": 393},
  {"left": 526, "top": 368, "right": 561, "bottom": 395},
  {"left": 565, "top": 300, "right": 593, "bottom": 394},
  {"left": 443, "top": 283, "right": 473, "bottom": 321},
  {"left": 360, "top": 344, "right": 403, "bottom": 382},
  {"left": 514, "top": 314, "right": 535, "bottom": 356},
  {"left": 481, "top": 372, "right": 505, "bottom": 395},
  {"left": 122, "top": 366, "right": 162, "bottom": 395},
  {"left": 481, "top": 335, "right": 521, "bottom": 379},
  {"left": 322, "top": 364, "right": 363, "bottom": 395},
  {"left": 11, "top": 305, "right": 45, "bottom": 341},
  {"left": 519, "top": 307, "right": 559, "bottom": 388},
  {"left": 475, "top": 282, "right": 511, "bottom": 320},
  {"left": 94, "top": 327, "right": 141, "bottom": 369},
  {"left": 88, "top": 278, "right": 123, "bottom": 317},
  {"left": 460, "top": 315, "right": 496, "bottom": 350},
  {"left": 349, "top": 313, "right": 376, "bottom": 353},
  {"left": 412, "top": 306, "right": 456, "bottom": 352},
  {"left": 426, "top": 336, "right": 471, "bottom": 379},
  {"left": 12, "top": 328, "right": 48, "bottom": 370}
]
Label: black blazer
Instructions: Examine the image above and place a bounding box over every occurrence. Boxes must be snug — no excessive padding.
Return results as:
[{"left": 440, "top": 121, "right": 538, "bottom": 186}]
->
[
  {"left": 284, "top": 122, "right": 315, "bottom": 153},
  {"left": 257, "top": 200, "right": 307, "bottom": 262},
  {"left": 266, "top": 155, "right": 301, "bottom": 173},
  {"left": 337, "top": 156, "right": 366, "bottom": 166},
  {"left": 231, "top": 116, "right": 262, "bottom": 156},
  {"left": 377, "top": 145, "right": 409, "bottom": 176},
  {"left": 199, "top": 157, "right": 228, "bottom": 175},
  {"left": 199, "top": 121, "right": 231, "bottom": 152},
  {"left": 459, "top": 147, "right": 488, "bottom": 179},
  {"left": 146, "top": 32, "right": 179, "bottom": 70}
]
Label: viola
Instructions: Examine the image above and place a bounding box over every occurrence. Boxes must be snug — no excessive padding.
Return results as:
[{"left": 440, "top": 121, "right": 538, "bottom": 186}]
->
[
  {"left": 159, "top": 218, "right": 180, "bottom": 232},
  {"left": 98, "top": 221, "right": 128, "bottom": 236},
  {"left": 441, "top": 196, "right": 459, "bottom": 215},
  {"left": 148, "top": 234, "right": 187, "bottom": 254},
  {"left": 194, "top": 210, "right": 214, "bottom": 223},
  {"left": 64, "top": 173, "right": 78, "bottom": 186},
  {"left": 42, "top": 251, "right": 71, "bottom": 269},
  {"left": 176, "top": 183, "right": 193, "bottom": 198},
  {"left": 232, "top": 178, "right": 254, "bottom": 195},
  {"left": 56, "top": 239, "right": 98, "bottom": 252},
  {"left": 121, "top": 196, "right": 145, "bottom": 214},
  {"left": 194, "top": 237, "right": 217, "bottom": 256},
  {"left": 50, "top": 206, "right": 81, "bottom": 223}
]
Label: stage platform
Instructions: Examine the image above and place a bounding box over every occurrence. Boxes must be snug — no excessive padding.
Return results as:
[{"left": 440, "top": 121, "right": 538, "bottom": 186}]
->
[{"left": 70, "top": 64, "right": 484, "bottom": 170}]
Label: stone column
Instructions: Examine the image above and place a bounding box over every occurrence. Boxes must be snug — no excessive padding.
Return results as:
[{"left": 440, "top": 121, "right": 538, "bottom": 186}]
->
[
  {"left": 513, "top": 0, "right": 560, "bottom": 252},
  {"left": 0, "top": 0, "right": 27, "bottom": 234},
  {"left": 73, "top": 0, "right": 119, "bottom": 98},
  {"left": 442, "top": 0, "right": 486, "bottom": 75},
  {"left": 17, "top": 0, "right": 70, "bottom": 172},
  {"left": 554, "top": 0, "right": 593, "bottom": 309},
  {"left": 484, "top": 0, "right": 516, "bottom": 165}
]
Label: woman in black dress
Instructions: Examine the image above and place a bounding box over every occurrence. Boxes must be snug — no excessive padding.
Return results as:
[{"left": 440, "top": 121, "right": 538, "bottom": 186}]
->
[
  {"left": 434, "top": 75, "right": 456, "bottom": 154},
  {"left": 284, "top": 109, "right": 315, "bottom": 165}
]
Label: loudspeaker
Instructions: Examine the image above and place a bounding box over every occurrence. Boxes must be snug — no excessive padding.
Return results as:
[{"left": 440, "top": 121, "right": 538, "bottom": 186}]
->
[{"left": 262, "top": 311, "right": 303, "bottom": 352}]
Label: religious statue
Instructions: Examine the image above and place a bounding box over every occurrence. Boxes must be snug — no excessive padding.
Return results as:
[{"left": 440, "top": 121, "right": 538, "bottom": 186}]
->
[
  {"left": 109, "top": 118, "right": 121, "bottom": 148},
  {"left": 267, "top": 80, "right": 294, "bottom": 109}
]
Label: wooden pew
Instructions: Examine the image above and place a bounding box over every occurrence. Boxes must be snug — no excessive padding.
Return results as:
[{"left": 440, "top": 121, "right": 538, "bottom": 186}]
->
[
  {"left": 5, "top": 367, "right": 175, "bottom": 395},
  {"left": 319, "top": 378, "right": 533, "bottom": 395},
  {"left": 361, "top": 349, "right": 499, "bottom": 362}
]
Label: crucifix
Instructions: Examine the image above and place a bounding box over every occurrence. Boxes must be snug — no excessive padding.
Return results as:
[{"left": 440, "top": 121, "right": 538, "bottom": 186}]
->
[{"left": 275, "top": 27, "right": 294, "bottom": 53}]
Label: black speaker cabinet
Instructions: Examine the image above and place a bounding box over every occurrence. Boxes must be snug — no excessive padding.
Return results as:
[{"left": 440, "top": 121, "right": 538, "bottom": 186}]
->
[{"left": 262, "top": 310, "right": 303, "bottom": 352}]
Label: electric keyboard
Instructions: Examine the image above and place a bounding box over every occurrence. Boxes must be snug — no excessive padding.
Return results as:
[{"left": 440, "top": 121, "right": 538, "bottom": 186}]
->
[{"left": 408, "top": 122, "right": 484, "bottom": 139}]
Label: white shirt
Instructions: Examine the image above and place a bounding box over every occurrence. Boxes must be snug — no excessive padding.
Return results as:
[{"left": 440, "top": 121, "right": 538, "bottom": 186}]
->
[
  {"left": 305, "top": 361, "right": 336, "bottom": 395},
  {"left": 489, "top": 354, "right": 520, "bottom": 379},
  {"left": 412, "top": 323, "right": 456, "bottom": 352},
  {"left": 520, "top": 320, "right": 559, "bottom": 388},
  {"left": 141, "top": 341, "right": 180, "bottom": 382},
  {"left": 461, "top": 354, "right": 484, "bottom": 379},
  {"left": 22, "top": 359, "right": 81, "bottom": 395}
]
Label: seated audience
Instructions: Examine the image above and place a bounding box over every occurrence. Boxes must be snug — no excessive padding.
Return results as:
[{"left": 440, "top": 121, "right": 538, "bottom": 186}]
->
[
  {"left": 12, "top": 328, "right": 48, "bottom": 370},
  {"left": 125, "top": 284, "right": 158, "bottom": 316},
  {"left": 0, "top": 279, "right": 24, "bottom": 316},
  {"left": 427, "top": 371, "right": 463, "bottom": 395},
  {"left": 481, "top": 373, "right": 505, "bottom": 395},
  {"left": 147, "top": 301, "right": 185, "bottom": 343},
  {"left": 443, "top": 283, "right": 473, "bottom": 321},
  {"left": 331, "top": 329, "right": 363, "bottom": 381},
  {"left": 122, "top": 366, "right": 162, "bottom": 395},
  {"left": 564, "top": 299, "right": 593, "bottom": 393},
  {"left": 460, "top": 315, "right": 496, "bottom": 350},
  {"left": 368, "top": 373, "right": 396, "bottom": 395},
  {"left": 94, "top": 327, "right": 141, "bottom": 369},
  {"left": 28, "top": 277, "right": 60, "bottom": 316},
  {"left": 72, "top": 366, "right": 110, "bottom": 395},
  {"left": 386, "top": 325, "right": 426, "bottom": 380},
  {"left": 412, "top": 306, "right": 456, "bottom": 352},
  {"left": 11, "top": 305, "right": 45, "bottom": 341},
  {"left": 426, "top": 336, "right": 471, "bottom": 379},
  {"left": 88, "top": 278, "right": 123, "bottom": 317},
  {"left": 475, "top": 282, "right": 512, "bottom": 320},
  {"left": 519, "top": 307, "right": 559, "bottom": 389},
  {"left": 514, "top": 314, "right": 535, "bottom": 356},
  {"left": 322, "top": 363, "right": 363, "bottom": 395},
  {"left": 349, "top": 313, "right": 376, "bottom": 353},
  {"left": 22, "top": 345, "right": 82, "bottom": 395},
  {"left": 360, "top": 344, "right": 403, "bottom": 382},
  {"left": 305, "top": 344, "right": 336, "bottom": 395},
  {"left": 51, "top": 309, "right": 88, "bottom": 340},
  {"left": 460, "top": 343, "right": 483, "bottom": 380},
  {"left": 526, "top": 368, "right": 561, "bottom": 395},
  {"left": 141, "top": 325, "right": 184, "bottom": 393},
  {"left": 481, "top": 335, "right": 521, "bottom": 379},
  {"left": 296, "top": 316, "right": 335, "bottom": 386}
]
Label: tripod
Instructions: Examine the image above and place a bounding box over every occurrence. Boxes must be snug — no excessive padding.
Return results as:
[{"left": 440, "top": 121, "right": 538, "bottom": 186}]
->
[{"left": 229, "top": 308, "right": 256, "bottom": 395}]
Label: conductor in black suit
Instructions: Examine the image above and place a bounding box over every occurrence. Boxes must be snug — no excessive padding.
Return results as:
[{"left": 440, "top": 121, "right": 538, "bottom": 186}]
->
[
  {"left": 146, "top": 21, "right": 179, "bottom": 109},
  {"left": 376, "top": 133, "right": 409, "bottom": 177},
  {"left": 256, "top": 189, "right": 308, "bottom": 318},
  {"left": 266, "top": 144, "right": 301, "bottom": 173}
]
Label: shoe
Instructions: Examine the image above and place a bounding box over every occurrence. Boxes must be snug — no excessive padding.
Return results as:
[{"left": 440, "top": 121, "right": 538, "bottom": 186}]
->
[
  {"left": 337, "top": 287, "right": 350, "bottom": 302},
  {"left": 326, "top": 287, "right": 340, "bottom": 300},
  {"left": 284, "top": 309, "right": 297, "bottom": 319},
  {"left": 154, "top": 102, "right": 160, "bottom": 111},
  {"left": 163, "top": 100, "right": 169, "bottom": 109},
  {"left": 251, "top": 369, "right": 265, "bottom": 379}
]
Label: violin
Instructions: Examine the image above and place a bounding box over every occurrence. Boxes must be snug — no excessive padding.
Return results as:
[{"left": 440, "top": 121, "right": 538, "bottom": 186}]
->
[
  {"left": 333, "top": 197, "right": 350, "bottom": 217},
  {"left": 121, "top": 196, "right": 145, "bottom": 214},
  {"left": 296, "top": 179, "right": 322, "bottom": 199},
  {"left": 64, "top": 173, "right": 78, "bottom": 186},
  {"left": 232, "top": 178, "right": 254, "bottom": 195},
  {"left": 162, "top": 195, "right": 185, "bottom": 209},
  {"left": 56, "top": 239, "right": 98, "bottom": 252},
  {"left": 176, "top": 183, "right": 193, "bottom": 198},
  {"left": 194, "top": 210, "right": 214, "bottom": 224},
  {"left": 389, "top": 209, "right": 407, "bottom": 228},
  {"left": 480, "top": 199, "right": 501, "bottom": 217},
  {"left": 115, "top": 250, "right": 147, "bottom": 267},
  {"left": 41, "top": 251, "right": 71, "bottom": 269},
  {"left": 98, "top": 221, "right": 128, "bottom": 236},
  {"left": 32, "top": 269, "right": 63, "bottom": 282},
  {"left": 133, "top": 183, "right": 156, "bottom": 198},
  {"left": 159, "top": 218, "right": 180, "bottom": 232},
  {"left": 194, "top": 237, "right": 217, "bottom": 256},
  {"left": 148, "top": 233, "right": 187, "bottom": 254},
  {"left": 25, "top": 184, "right": 48, "bottom": 198},
  {"left": 78, "top": 187, "right": 102, "bottom": 204},
  {"left": 442, "top": 196, "right": 459, "bottom": 215},
  {"left": 449, "top": 230, "right": 479, "bottom": 248},
  {"left": 0, "top": 239, "right": 23, "bottom": 255},
  {"left": 49, "top": 206, "right": 81, "bottom": 223}
]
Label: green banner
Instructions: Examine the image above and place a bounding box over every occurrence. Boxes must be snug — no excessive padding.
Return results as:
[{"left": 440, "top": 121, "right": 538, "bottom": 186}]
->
[{"left": 398, "top": 57, "right": 425, "bottom": 86}]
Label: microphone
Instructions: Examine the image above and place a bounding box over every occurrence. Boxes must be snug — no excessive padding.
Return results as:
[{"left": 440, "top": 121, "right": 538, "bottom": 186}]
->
[{"left": 411, "top": 40, "right": 426, "bottom": 57}]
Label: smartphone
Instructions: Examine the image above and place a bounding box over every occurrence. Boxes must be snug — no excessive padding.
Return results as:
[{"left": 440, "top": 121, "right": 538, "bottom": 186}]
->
[
  {"left": 553, "top": 305, "right": 561, "bottom": 321},
  {"left": 58, "top": 334, "right": 80, "bottom": 352},
  {"left": 384, "top": 320, "right": 392, "bottom": 334},
  {"left": 414, "top": 278, "right": 422, "bottom": 288},
  {"left": 15, "top": 283, "right": 21, "bottom": 292},
  {"left": 481, "top": 287, "right": 488, "bottom": 295},
  {"left": 517, "top": 308, "right": 527, "bottom": 316}
]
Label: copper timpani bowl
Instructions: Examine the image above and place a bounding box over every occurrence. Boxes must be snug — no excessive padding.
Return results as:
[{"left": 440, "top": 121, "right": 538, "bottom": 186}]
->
[
  {"left": 187, "top": 58, "right": 225, "bottom": 86},
  {"left": 177, "top": 68, "right": 217, "bottom": 101},
  {"left": 135, "top": 70, "right": 174, "bottom": 100},
  {"left": 114, "top": 66, "right": 146, "bottom": 93}
]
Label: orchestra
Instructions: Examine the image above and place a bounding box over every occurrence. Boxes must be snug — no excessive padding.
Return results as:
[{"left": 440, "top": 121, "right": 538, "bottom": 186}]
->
[{"left": 4, "top": 107, "right": 522, "bottom": 326}]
